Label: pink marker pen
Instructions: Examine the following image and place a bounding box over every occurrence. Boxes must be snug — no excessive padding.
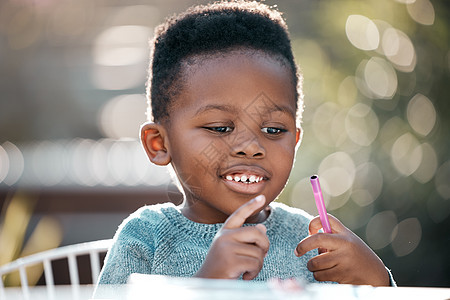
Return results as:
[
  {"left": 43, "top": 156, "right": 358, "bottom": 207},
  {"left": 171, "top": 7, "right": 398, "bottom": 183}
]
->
[{"left": 310, "top": 175, "right": 332, "bottom": 233}]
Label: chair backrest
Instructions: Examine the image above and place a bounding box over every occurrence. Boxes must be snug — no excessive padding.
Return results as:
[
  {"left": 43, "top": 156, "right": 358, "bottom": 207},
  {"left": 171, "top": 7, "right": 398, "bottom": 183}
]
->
[{"left": 0, "top": 239, "right": 112, "bottom": 300}]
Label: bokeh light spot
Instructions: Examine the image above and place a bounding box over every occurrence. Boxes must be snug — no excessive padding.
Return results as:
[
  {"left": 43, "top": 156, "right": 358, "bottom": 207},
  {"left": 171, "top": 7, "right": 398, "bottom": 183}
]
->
[
  {"left": 0, "top": 145, "right": 9, "bottom": 183},
  {"left": 90, "top": 139, "right": 111, "bottom": 185},
  {"left": 0, "top": 139, "right": 173, "bottom": 188},
  {"left": 291, "top": 39, "right": 330, "bottom": 80},
  {"left": 362, "top": 57, "right": 398, "bottom": 99},
  {"left": 382, "top": 28, "right": 416, "bottom": 72},
  {"left": 345, "top": 103, "right": 379, "bottom": 146},
  {"left": 1, "top": 142, "right": 24, "bottom": 186},
  {"left": 98, "top": 94, "right": 147, "bottom": 139},
  {"left": 32, "top": 140, "right": 67, "bottom": 186},
  {"left": 330, "top": 109, "right": 350, "bottom": 148},
  {"left": 108, "top": 141, "right": 132, "bottom": 185},
  {"left": 373, "top": 19, "right": 394, "bottom": 54},
  {"left": 143, "top": 164, "right": 171, "bottom": 187},
  {"left": 326, "top": 190, "right": 352, "bottom": 212},
  {"left": 407, "top": 0, "right": 435, "bottom": 25},
  {"left": 95, "top": 47, "right": 147, "bottom": 67},
  {"left": 91, "top": 64, "right": 146, "bottom": 90},
  {"left": 318, "top": 152, "right": 355, "bottom": 197},
  {"left": 337, "top": 76, "right": 358, "bottom": 107},
  {"left": 366, "top": 211, "right": 397, "bottom": 250},
  {"left": 379, "top": 117, "right": 408, "bottom": 155},
  {"left": 71, "top": 139, "right": 97, "bottom": 186},
  {"left": 312, "top": 102, "right": 342, "bottom": 147},
  {"left": 345, "top": 15, "right": 379, "bottom": 51},
  {"left": 412, "top": 143, "right": 438, "bottom": 183},
  {"left": 289, "top": 177, "right": 321, "bottom": 215},
  {"left": 391, "top": 218, "right": 422, "bottom": 257},
  {"left": 94, "top": 26, "right": 151, "bottom": 67},
  {"left": 391, "top": 132, "right": 422, "bottom": 176},
  {"left": 406, "top": 93, "right": 436, "bottom": 136},
  {"left": 131, "top": 142, "right": 150, "bottom": 185},
  {"left": 339, "top": 202, "right": 374, "bottom": 231},
  {"left": 91, "top": 25, "right": 151, "bottom": 90},
  {"left": 435, "top": 161, "right": 450, "bottom": 200},
  {"left": 352, "top": 162, "right": 383, "bottom": 207}
]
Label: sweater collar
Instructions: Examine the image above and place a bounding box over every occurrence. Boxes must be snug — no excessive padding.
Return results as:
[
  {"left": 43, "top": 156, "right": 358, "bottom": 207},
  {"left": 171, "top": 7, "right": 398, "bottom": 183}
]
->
[{"left": 161, "top": 202, "right": 280, "bottom": 238}]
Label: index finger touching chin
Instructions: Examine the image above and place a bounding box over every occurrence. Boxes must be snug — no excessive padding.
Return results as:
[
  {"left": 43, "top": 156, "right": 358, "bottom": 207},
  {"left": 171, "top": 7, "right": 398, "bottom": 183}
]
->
[{"left": 223, "top": 195, "right": 266, "bottom": 229}]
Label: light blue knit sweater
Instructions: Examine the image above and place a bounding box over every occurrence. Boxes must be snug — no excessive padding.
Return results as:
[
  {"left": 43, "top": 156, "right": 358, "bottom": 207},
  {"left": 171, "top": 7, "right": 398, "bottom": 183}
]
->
[{"left": 97, "top": 201, "right": 320, "bottom": 284}]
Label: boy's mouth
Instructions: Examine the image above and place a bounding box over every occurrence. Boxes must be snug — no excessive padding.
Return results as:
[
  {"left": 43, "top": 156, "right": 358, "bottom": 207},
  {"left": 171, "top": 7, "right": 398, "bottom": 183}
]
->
[
  {"left": 224, "top": 173, "right": 265, "bottom": 184},
  {"left": 219, "top": 166, "right": 270, "bottom": 195}
]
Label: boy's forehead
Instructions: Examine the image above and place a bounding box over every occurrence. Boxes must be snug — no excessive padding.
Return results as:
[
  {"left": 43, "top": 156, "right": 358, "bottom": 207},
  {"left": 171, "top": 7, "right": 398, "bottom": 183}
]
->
[
  {"left": 192, "top": 98, "right": 296, "bottom": 119},
  {"left": 173, "top": 49, "right": 297, "bottom": 115}
]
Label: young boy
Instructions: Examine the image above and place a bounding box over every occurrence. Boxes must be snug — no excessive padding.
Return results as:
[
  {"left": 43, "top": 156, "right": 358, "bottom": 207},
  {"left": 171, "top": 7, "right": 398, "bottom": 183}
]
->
[{"left": 97, "top": 0, "right": 394, "bottom": 287}]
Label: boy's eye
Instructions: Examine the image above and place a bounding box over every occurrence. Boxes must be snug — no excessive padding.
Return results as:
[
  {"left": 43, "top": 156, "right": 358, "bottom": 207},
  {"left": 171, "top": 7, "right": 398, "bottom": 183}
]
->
[
  {"left": 205, "top": 126, "right": 233, "bottom": 133},
  {"left": 261, "top": 127, "right": 286, "bottom": 135}
]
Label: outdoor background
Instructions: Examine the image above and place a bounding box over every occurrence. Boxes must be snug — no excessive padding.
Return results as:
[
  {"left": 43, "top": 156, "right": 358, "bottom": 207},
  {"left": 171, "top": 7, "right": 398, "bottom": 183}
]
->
[{"left": 0, "top": 0, "right": 449, "bottom": 287}]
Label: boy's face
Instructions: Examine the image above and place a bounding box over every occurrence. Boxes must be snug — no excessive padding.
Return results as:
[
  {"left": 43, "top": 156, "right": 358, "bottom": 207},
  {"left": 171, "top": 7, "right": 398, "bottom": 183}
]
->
[{"left": 161, "top": 51, "right": 300, "bottom": 224}]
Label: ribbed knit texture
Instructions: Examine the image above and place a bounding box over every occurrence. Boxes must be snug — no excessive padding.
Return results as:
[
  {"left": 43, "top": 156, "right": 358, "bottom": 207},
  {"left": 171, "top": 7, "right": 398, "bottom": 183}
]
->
[{"left": 97, "top": 201, "right": 320, "bottom": 284}]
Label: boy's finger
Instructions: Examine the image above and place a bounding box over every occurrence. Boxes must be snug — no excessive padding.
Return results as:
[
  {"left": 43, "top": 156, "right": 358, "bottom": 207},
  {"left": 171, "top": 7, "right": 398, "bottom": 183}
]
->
[
  {"left": 255, "top": 223, "right": 267, "bottom": 235},
  {"left": 307, "top": 252, "right": 337, "bottom": 272},
  {"left": 223, "top": 195, "right": 266, "bottom": 229},
  {"left": 240, "top": 255, "right": 264, "bottom": 280},
  {"left": 230, "top": 226, "right": 270, "bottom": 253},
  {"left": 308, "top": 214, "right": 346, "bottom": 235},
  {"left": 294, "top": 233, "right": 338, "bottom": 257},
  {"left": 311, "top": 267, "right": 341, "bottom": 283},
  {"left": 234, "top": 243, "right": 268, "bottom": 261}
]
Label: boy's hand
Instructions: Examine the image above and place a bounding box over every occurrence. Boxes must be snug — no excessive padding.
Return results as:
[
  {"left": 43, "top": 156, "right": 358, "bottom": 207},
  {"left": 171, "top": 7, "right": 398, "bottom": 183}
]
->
[
  {"left": 295, "top": 214, "right": 390, "bottom": 286},
  {"left": 195, "top": 195, "right": 270, "bottom": 280}
]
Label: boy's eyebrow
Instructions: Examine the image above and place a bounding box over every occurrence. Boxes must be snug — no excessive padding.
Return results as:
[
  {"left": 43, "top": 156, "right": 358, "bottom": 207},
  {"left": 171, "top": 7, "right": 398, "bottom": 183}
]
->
[
  {"left": 259, "top": 104, "right": 296, "bottom": 117},
  {"left": 194, "top": 103, "right": 296, "bottom": 118},
  {"left": 194, "top": 104, "right": 238, "bottom": 116}
]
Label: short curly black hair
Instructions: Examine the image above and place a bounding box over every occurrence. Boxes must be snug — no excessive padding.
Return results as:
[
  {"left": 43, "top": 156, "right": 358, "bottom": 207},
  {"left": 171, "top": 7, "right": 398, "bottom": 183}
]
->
[{"left": 146, "top": 0, "right": 303, "bottom": 124}]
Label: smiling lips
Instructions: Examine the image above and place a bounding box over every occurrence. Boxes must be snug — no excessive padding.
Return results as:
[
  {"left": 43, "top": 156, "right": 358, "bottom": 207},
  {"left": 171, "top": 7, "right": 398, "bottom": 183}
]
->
[
  {"left": 220, "top": 166, "right": 269, "bottom": 195},
  {"left": 225, "top": 174, "right": 265, "bottom": 183}
]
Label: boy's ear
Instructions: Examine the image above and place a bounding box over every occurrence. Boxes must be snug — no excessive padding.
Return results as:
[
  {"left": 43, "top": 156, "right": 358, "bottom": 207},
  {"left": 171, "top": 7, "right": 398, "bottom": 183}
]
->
[
  {"left": 295, "top": 128, "right": 302, "bottom": 145},
  {"left": 140, "top": 122, "right": 171, "bottom": 166}
]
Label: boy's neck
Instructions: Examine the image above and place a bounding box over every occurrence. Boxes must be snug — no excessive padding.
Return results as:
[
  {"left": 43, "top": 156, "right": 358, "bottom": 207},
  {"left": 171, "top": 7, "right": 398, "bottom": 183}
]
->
[{"left": 179, "top": 203, "right": 272, "bottom": 224}]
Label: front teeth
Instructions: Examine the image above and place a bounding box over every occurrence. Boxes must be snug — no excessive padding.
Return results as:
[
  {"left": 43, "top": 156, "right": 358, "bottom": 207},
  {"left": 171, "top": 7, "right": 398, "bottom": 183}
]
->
[{"left": 225, "top": 175, "right": 263, "bottom": 183}]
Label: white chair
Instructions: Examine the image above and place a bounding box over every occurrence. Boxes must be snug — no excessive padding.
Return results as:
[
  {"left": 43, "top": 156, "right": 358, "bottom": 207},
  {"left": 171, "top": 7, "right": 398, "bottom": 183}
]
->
[{"left": 0, "top": 239, "right": 112, "bottom": 300}]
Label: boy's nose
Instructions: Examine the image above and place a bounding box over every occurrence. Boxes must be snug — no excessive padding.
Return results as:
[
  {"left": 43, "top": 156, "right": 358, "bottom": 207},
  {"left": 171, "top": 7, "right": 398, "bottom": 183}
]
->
[{"left": 230, "top": 137, "right": 265, "bottom": 158}]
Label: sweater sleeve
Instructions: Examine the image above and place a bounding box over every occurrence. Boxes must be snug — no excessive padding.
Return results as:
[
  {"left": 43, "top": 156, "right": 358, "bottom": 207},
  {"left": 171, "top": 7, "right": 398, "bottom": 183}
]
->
[{"left": 97, "top": 215, "right": 155, "bottom": 285}]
